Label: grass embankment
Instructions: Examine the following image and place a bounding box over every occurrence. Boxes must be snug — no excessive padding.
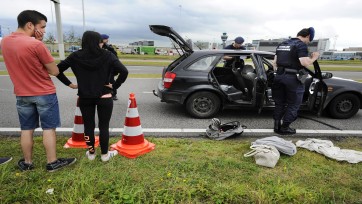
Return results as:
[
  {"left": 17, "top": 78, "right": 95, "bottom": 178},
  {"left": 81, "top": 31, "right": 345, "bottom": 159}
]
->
[{"left": 0, "top": 136, "right": 361, "bottom": 203}]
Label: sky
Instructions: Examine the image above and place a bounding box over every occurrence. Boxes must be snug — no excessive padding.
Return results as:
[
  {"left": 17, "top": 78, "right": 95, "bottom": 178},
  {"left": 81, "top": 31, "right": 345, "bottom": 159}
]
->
[{"left": 0, "top": 0, "right": 361, "bottom": 50}]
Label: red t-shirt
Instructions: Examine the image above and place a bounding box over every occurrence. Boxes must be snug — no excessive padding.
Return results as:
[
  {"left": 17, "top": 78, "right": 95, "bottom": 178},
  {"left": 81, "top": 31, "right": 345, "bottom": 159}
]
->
[{"left": 1, "top": 32, "right": 56, "bottom": 96}]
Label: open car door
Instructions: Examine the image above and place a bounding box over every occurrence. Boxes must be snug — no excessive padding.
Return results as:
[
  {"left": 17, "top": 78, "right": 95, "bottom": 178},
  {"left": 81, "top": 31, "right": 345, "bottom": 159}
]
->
[
  {"left": 307, "top": 61, "right": 327, "bottom": 116},
  {"left": 251, "top": 54, "right": 268, "bottom": 113},
  {"left": 149, "top": 25, "right": 193, "bottom": 54}
]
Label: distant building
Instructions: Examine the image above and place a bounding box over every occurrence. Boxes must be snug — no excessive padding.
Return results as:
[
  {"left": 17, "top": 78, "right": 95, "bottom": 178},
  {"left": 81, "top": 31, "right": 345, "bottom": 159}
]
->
[
  {"left": 320, "top": 51, "right": 362, "bottom": 60},
  {"left": 129, "top": 40, "right": 154, "bottom": 46},
  {"left": 255, "top": 38, "right": 330, "bottom": 54},
  {"left": 343, "top": 47, "right": 362, "bottom": 51}
]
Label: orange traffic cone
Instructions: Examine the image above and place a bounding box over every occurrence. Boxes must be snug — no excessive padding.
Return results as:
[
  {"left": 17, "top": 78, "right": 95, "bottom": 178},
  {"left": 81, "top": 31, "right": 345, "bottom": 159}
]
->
[
  {"left": 64, "top": 98, "right": 99, "bottom": 148},
  {"left": 111, "top": 93, "right": 155, "bottom": 158}
]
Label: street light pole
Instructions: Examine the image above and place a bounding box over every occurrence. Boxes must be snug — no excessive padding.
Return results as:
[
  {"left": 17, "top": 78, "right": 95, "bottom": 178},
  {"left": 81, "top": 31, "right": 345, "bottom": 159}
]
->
[
  {"left": 82, "top": 0, "right": 85, "bottom": 33},
  {"left": 50, "top": 0, "right": 65, "bottom": 60}
]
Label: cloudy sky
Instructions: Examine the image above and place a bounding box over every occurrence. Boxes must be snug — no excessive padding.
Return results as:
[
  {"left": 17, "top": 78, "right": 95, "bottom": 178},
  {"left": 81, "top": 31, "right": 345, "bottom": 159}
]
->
[{"left": 0, "top": 0, "right": 361, "bottom": 50}]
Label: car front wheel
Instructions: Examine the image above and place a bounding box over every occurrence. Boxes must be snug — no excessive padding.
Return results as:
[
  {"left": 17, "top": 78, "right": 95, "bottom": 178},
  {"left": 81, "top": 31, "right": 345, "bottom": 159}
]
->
[
  {"left": 186, "top": 91, "right": 221, "bottom": 119},
  {"left": 328, "top": 93, "right": 360, "bottom": 119}
]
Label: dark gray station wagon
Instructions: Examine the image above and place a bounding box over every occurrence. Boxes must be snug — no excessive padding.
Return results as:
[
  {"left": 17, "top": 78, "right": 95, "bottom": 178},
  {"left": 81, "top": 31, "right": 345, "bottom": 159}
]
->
[{"left": 150, "top": 25, "right": 362, "bottom": 119}]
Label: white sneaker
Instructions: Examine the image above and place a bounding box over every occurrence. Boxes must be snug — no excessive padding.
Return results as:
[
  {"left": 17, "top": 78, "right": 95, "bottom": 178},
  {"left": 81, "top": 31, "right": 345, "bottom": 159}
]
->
[
  {"left": 101, "top": 150, "right": 118, "bottom": 162},
  {"left": 86, "top": 151, "right": 96, "bottom": 161}
]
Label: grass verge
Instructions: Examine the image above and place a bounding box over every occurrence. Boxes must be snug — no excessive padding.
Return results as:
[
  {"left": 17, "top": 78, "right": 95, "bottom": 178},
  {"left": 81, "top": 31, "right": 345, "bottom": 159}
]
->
[
  {"left": 320, "top": 67, "right": 362, "bottom": 72},
  {"left": 1, "top": 136, "right": 361, "bottom": 203}
]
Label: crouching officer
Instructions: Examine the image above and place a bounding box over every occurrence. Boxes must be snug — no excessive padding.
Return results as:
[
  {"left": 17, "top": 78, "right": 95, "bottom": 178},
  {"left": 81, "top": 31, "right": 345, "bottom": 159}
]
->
[{"left": 272, "top": 27, "right": 320, "bottom": 135}]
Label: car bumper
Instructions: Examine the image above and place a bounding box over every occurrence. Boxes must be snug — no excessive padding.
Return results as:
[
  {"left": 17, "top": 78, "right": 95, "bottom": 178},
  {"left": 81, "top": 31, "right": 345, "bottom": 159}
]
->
[{"left": 154, "top": 81, "right": 184, "bottom": 104}]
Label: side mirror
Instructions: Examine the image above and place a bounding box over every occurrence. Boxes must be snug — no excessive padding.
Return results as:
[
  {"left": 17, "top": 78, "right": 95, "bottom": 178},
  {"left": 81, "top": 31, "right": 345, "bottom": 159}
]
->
[{"left": 322, "top": 72, "right": 333, "bottom": 79}]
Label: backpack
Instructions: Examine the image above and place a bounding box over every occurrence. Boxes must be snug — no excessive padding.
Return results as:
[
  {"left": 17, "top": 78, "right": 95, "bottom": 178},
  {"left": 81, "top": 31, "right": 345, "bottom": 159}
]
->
[{"left": 205, "top": 118, "right": 246, "bottom": 140}]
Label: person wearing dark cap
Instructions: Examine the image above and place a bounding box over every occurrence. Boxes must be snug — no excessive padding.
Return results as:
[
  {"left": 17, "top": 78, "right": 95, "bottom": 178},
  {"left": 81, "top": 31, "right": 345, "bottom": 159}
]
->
[
  {"left": 225, "top": 36, "right": 245, "bottom": 50},
  {"left": 101, "top": 34, "right": 120, "bottom": 100},
  {"left": 223, "top": 36, "right": 246, "bottom": 67},
  {"left": 272, "top": 27, "right": 319, "bottom": 135},
  {"left": 101, "top": 34, "right": 118, "bottom": 57}
]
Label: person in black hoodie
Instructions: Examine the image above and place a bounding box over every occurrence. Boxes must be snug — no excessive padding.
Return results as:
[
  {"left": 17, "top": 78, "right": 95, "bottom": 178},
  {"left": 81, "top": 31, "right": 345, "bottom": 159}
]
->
[{"left": 57, "top": 31, "right": 128, "bottom": 162}]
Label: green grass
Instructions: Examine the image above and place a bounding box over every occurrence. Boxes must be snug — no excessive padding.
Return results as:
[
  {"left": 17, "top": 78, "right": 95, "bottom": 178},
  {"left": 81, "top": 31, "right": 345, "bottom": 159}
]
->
[
  {"left": 319, "top": 67, "right": 362, "bottom": 72},
  {"left": 1, "top": 54, "right": 361, "bottom": 69},
  {"left": 1, "top": 136, "right": 362, "bottom": 203},
  {"left": 318, "top": 60, "right": 362, "bottom": 65}
]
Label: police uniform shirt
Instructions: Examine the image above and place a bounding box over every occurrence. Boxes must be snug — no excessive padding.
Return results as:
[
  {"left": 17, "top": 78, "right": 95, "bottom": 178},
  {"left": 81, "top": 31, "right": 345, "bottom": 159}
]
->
[
  {"left": 276, "top": 38, "right": 308, "bottom": 70},
  {"left": 224, "top": 44, "right": 246, "bottom": 50}
]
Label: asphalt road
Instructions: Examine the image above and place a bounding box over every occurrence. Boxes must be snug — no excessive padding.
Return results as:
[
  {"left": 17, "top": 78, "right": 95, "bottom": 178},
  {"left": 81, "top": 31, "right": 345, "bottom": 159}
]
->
[{"left": 1, "top": 75, "right": 362, "bottom": 137}]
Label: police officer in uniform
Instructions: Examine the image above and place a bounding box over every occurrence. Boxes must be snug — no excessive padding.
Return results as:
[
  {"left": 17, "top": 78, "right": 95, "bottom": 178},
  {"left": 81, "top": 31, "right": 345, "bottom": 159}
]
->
[
  {"left": 101, "top": 34, "right": 119, "bottom": 100},
  {"left": 223, "top": 36, "right": 246, "bottom": 67},
  {"left": 272, "top": 27, "right": 320, "bottom": 135}
]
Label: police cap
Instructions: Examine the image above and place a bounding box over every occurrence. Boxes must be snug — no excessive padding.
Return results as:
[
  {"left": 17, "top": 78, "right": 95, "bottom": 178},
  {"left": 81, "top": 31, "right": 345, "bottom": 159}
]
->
[
  {"left": 234, "top": 36, "right": 244, "bottom": 44},
  {"left": 101, "top": 34, "right": 109, "bottom": 40},
  {"left": 308, "top": 27, "right": 315, "bottom": 41}
]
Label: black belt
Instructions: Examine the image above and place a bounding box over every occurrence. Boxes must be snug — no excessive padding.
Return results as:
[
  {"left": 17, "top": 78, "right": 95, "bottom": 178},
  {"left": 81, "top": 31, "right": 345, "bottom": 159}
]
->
[{"left": 277, "top": 67, "right": 298, "bottom": 75}]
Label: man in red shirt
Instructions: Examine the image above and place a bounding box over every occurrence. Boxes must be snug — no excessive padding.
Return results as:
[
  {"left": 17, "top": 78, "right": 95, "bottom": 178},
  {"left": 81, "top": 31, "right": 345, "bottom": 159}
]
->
[{"left": 1, "top": 10, "right": 76, "bottom": 172}]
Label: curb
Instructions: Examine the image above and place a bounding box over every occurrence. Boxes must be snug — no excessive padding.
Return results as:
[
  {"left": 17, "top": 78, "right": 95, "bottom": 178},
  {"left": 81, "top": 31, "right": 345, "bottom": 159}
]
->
[{"left": 1, "top": 128, "right": 362, "bottom": 138}]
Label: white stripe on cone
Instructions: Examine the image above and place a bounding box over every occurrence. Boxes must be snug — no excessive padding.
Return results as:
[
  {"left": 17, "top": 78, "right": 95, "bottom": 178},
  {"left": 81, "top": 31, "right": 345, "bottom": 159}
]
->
[
  {"left": 126, "top": 108, "right": 139, "bottom": 118},
  {"left": 73, "top": 124, "right": 84, "bottom": 134},
  {"left": 123, "top": 125, "right": 143, "bottom": 136},
  {"left": 75, "top": 107, "right": 82, "bottom": 116}
]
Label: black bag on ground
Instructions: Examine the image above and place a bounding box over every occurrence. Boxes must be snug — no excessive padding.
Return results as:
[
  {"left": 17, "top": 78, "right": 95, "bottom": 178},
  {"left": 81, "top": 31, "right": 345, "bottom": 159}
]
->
[{"left": 206, "top": 118, "right": 246, "bottom": 140}]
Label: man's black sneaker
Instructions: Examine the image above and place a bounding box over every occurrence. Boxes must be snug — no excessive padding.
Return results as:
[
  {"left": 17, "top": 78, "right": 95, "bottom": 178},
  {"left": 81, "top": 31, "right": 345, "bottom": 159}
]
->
[
  {"left": 18, "top": 159, "right": 35, "bottom": 171},
  {"left": 0, "top": 157, "right": 13, "bottom": 166},
  {"left": 46, "top": 158, "right": 77, "bottom": 172}
]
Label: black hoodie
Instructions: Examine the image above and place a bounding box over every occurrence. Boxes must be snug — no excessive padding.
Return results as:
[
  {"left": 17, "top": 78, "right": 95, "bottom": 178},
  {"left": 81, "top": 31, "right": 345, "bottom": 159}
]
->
[{"left": 57, "top": 49, "right": 128, "bottom": 98}]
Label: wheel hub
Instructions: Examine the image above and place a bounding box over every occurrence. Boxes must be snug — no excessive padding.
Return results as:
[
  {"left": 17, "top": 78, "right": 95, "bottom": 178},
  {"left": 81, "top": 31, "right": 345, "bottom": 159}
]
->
[
  {"left": 337, "top": 99, "right": 352, "bottom": 113},
  {"left": 194, "top": 97, "right": 213, "bottom": 113}
]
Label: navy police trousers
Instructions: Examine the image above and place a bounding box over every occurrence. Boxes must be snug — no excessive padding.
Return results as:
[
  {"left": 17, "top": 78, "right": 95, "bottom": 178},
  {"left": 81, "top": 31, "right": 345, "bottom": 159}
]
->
[{"left": 272, "top": 73, "right": 305, "bottom": 126}]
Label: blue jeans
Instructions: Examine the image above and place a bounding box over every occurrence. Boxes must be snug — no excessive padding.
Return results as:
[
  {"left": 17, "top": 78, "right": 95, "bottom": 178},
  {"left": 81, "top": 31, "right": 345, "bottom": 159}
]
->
[{"left": 16, "top": 94, "right": 61, "bottom": 130}]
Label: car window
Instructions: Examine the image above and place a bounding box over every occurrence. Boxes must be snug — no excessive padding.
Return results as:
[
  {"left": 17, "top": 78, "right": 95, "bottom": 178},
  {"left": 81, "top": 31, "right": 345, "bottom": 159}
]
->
[
  {"left": 261, "top": 57, "right": 274, "bottom": 71},
  {"left": 187, "top": 56, "right": 218, "bottom": 71}
]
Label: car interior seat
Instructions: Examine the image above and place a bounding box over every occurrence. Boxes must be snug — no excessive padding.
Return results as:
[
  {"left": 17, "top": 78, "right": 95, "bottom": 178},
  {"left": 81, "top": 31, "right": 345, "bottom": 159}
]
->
[
  {"left": 231, "top": 59, "right": 248, "bottom": 96},
  {"left": 241, "top": 65, "right": 256, "bottom": 98}
]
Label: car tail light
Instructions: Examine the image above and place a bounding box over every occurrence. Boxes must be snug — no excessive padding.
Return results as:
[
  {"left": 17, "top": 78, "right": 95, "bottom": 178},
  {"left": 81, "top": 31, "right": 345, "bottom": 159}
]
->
[{"left": 163, "top": 72, "right": 176, "bottom": 88}]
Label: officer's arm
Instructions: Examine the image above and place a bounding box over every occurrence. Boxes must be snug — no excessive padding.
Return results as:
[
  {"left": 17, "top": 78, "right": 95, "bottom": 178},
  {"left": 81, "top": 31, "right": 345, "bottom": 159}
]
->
[
  {"left": 299, "top": 52, "right": 320, "bottom": 67},
  {"left": 223, "top": 56, "right": 233, "bottom": 60},
  {"left": 273, "top": 55, "right": 277, "bottom": 71}
]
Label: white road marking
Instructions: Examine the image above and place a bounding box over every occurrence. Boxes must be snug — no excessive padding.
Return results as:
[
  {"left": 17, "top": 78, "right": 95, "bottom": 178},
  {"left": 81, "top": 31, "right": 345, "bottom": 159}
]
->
[{"left": 1, "top": 128, "right": 362, "bottom": 136}]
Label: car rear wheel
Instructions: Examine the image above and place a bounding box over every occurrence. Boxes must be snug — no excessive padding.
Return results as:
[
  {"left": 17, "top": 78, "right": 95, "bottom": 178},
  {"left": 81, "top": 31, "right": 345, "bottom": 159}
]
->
[
  {"left": 186, "top": 91, "right": 221, "bottom": 118},
  {"left": 328, "top": 93, "right": 360, "bottom": 119}
]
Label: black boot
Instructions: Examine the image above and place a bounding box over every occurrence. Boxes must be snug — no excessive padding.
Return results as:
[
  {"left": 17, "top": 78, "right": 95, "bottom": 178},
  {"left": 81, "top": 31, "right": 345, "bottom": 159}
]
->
[
  {"left": 279, "top": 124, "right": 296, "bottom": 135},
  {"left": 274, "top": 120, "right": 281, "bottom": 133}
]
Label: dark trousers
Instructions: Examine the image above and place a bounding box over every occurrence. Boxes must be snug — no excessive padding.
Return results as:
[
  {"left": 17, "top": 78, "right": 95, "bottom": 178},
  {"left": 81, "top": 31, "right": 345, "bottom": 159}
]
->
[
  {"left": 272, "top": 73, "right": 305, "bottom": 126},
  {"left": 79, "top": 98, "right": 113, "bottom": 154}
]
